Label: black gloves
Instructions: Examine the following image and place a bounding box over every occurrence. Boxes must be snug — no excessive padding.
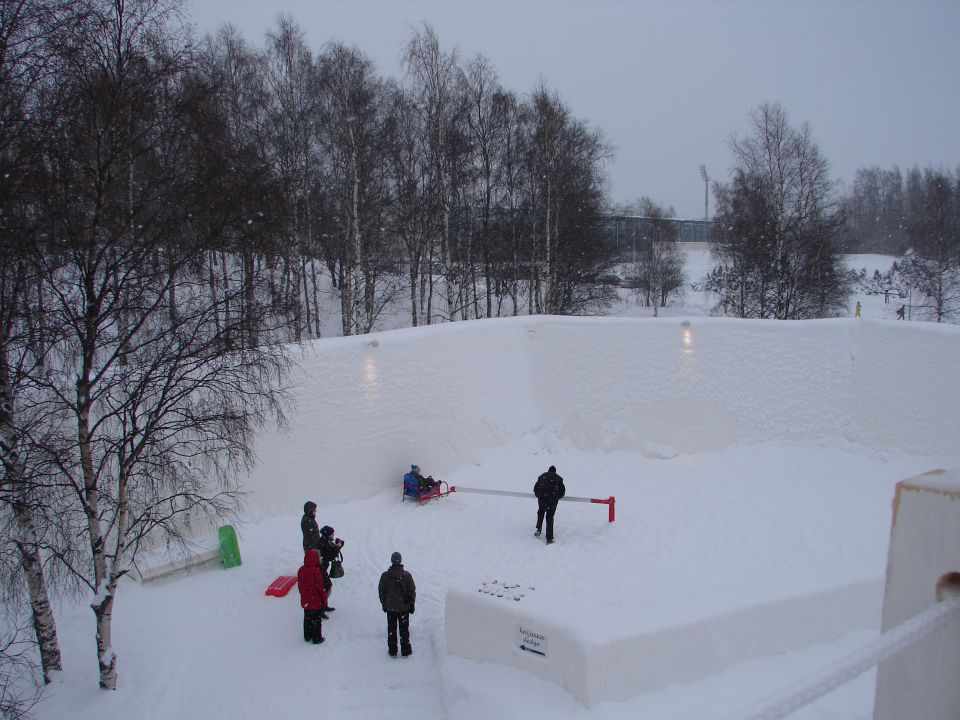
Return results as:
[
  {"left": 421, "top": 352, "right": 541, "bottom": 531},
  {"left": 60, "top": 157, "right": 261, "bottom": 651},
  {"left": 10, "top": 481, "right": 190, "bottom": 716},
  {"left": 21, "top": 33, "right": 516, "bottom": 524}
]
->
[{"left": 408, "top": 605, "right": 415, "bottom": 615}]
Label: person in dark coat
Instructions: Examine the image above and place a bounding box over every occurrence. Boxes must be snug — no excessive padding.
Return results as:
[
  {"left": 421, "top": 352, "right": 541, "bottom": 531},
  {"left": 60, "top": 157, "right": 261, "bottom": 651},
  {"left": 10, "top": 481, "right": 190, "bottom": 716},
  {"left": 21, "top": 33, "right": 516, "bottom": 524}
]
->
[
  {"left": 534, "top": 465, "right": 565, "bottom": 544},
  {"left": 410, "top": 464, "right": 440, "bottom": 493},
  {"left": 378, "top": 551, "right": 416, "bottom": 658},
  {"left": 302, "top": 504, "right": 335, "bottom": 611},
  {"left": 318, "top": 525, "right": 344, "bottom": 600},
  {"left": 301, "top": 501, "right": 320, "bottom": 552},
  {"left": 297, "top": 549, "right": 328, "bottom": 644},
  {"left": 318, "top": 525, "right": 344, "bottom": 572}
]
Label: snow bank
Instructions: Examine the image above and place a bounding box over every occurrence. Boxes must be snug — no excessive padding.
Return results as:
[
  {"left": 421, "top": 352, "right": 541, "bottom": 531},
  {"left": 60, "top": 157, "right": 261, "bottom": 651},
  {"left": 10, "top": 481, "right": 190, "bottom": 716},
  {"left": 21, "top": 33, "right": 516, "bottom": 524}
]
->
[
  {"left": 446, "top": 577, "right": 883, "bottom": 706},
  {"left": 247, "top": 316, "right": 960, "bottom": 516}
]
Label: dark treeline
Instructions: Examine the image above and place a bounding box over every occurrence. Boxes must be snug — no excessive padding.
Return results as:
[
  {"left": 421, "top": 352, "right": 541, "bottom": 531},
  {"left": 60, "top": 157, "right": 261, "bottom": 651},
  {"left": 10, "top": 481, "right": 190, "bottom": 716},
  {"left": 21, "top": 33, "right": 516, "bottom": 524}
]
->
[
  {"left": 704, "top": 103, "right": 959, "bottom": 322},
  {"left": 193, "top": 12, "right": 617, "bottom": 338},
  {"left": 839, "top": 165, "right": 960, "bottom": 322}
]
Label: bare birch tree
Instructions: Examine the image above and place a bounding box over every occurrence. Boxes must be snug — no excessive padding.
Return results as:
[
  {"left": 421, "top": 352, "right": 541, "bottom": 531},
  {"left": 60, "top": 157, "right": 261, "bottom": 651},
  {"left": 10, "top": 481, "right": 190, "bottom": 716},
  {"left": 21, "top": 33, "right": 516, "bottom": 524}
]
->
[
  {"left": 28, "top": 0, "right": 290, "bottom": 690},
  {"left": 403, "top": 24, "right": 463, "bottom": 323},
  {"left": 708, "top": 102, "right": 849, "bottom": 318},
  {"left": 384, "top": 84, "right": 436, "bottom": 327},
  {"left": 0, "top": 0, "right": 81, "bottom": 691},
  {"left": 520, "top": 85, "right": 613, "bottom": 315},
  {"left": 316, "top": 41, "right": 397, "bottom": 335}
]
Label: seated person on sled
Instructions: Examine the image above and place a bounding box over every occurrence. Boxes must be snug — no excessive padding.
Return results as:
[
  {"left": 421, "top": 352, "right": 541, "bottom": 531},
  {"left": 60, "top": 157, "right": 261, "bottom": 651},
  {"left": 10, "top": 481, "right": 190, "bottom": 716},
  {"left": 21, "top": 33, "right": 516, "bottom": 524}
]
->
[{"left": 408, "top": 464, "right": 440, "bottom": 494}]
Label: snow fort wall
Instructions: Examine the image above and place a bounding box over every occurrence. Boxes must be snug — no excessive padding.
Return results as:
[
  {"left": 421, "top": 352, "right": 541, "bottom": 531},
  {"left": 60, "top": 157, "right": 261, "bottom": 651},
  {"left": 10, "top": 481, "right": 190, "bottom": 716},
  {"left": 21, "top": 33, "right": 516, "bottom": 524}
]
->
[
  {"left": 245, "top": 316, "right": 960, "bottom": 517},
  {"left": 446, "top": 576, "right": 882, "bottom": 706},
  {"left": 245, "top": 320, "right": 539, "bottom": 515}
]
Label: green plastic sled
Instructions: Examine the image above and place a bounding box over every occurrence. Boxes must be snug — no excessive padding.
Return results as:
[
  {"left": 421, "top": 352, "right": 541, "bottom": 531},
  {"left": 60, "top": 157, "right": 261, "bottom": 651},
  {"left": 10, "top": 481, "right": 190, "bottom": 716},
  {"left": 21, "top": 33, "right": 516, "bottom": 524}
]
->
[{"left": 218, "top": 524, "right": 242, "bottom": 569}]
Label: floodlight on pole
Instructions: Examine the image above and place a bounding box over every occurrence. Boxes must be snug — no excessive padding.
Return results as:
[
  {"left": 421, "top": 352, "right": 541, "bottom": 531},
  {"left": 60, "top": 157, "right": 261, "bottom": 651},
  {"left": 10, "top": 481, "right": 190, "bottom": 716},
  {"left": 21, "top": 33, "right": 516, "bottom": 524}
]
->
[{"left": 699, "top": 165, "right": 709, "bottom": 220}]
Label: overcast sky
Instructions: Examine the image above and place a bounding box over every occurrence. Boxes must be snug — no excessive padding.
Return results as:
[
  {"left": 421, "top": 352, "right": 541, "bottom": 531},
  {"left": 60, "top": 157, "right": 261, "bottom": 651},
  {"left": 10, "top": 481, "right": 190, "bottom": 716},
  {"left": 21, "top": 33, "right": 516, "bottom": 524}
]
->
[{"left": 184, "top": 0, "right": 960, "bottom": 220}]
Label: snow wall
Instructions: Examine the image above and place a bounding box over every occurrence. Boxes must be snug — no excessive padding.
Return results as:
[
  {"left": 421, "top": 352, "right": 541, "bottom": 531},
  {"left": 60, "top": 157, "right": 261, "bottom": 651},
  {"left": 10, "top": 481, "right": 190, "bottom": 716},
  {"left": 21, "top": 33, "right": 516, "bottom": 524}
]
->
[
  {"left": 447, "top": 577, "right": 882, "bottom": 707},
  {"left": 247, "top": 316, "right": 960, "bottom": 516},
  {"left": 242, "top": 315, "right": 959, "bottom": 705}
]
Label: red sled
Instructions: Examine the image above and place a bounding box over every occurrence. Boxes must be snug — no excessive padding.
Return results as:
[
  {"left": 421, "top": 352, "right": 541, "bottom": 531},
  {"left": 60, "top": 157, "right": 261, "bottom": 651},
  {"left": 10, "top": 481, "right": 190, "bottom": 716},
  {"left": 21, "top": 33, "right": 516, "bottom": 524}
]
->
[{"left": 265, "top": 575, "right": 297, "bottom": 597}]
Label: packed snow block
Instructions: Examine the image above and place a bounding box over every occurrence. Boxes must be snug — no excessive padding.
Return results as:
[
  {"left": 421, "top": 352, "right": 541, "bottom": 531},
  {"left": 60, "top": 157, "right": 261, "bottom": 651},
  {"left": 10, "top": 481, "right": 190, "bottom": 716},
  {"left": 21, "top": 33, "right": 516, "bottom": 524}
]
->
[
  {"left": 874, "top": 469, "right": 960, "bottom": 720},
  {"left": 129, "top": 545, "right": 221, "bottom": 584},
  {"left": 129, "top": 524, "right": 239, "bottom": 584},
  {"left": 446, "top": 576, "right": 882, "bottom": 707}
]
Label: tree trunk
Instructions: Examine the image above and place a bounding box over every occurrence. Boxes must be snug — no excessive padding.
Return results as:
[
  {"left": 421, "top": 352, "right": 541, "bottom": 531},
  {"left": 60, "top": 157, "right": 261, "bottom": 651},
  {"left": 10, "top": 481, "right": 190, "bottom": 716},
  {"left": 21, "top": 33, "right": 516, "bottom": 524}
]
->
[
  {"left": 167, "top": 248, "right": 178, "bottom": 329},
  {"left": 339, "top": 263, "right": 352, "bottom": 336},
  {"left": 301, "top": 255, "right": 311, "bottom": 335},
  {"left": 351, "top": 143, "right": 363, "bottom": 335},
  {"left": 207, "top": 251, "right": 222, "bottom": 346},
  {"left": 409, "top": 261, "right": 419, "bottom": 327},
  {"left": 220, "top": 251, "right": 233, "bottom": 350},
  {"left": 243, "top": 249, "right": 256, "bottom": 349},
  {"left": 92, "top": 586, "right": 118, "bottom": 689},
  {"left": 16, "top": 506, "right": 62, "bottom": 683},
  {"left": 1, "top": 351, "right": 63, "bottom": 683},
  {"left": 441, "top": 201, "right": 455, "bottom": 321},
  {"left": 309, "top": 258, "right": 322, "bottom": 337}
]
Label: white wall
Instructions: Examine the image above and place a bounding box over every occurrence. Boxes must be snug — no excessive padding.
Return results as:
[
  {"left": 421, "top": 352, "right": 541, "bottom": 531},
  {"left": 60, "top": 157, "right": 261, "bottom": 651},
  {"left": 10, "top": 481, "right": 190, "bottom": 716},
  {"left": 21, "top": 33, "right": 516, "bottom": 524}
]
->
[
  {"left": 874, "top": 469, "right": 960, "bottom": 720},
  {"left": 447, "top": 578, "right": 883, "bottom": 706},
  {"left": 245, "top": 316, "right": 960, "bottom": 517}
]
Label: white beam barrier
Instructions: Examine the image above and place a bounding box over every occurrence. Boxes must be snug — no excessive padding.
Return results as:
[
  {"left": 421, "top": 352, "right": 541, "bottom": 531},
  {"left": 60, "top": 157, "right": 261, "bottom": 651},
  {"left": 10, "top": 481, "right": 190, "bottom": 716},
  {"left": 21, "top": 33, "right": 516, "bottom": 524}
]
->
[{"left": 448, "top": 485, "right": 616, "bottom": 522}]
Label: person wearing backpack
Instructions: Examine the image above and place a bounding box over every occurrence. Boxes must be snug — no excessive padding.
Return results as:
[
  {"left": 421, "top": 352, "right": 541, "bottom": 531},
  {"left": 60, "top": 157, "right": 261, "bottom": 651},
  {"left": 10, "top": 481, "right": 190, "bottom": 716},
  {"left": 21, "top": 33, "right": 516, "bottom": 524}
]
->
[
  {"left": 378, "top": 551, "right": 416, "bottom": 658},
  {"left": 534, "top": 465, "right": 566, "bottom": 544}
]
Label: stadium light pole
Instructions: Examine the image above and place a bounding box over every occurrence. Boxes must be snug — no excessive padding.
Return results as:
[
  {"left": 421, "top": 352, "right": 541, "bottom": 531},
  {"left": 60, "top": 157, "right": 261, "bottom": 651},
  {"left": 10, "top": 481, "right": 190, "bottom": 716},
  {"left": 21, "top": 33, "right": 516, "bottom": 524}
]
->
[{"left": 699, "top": 164, "right": 709, "bottom": 220}]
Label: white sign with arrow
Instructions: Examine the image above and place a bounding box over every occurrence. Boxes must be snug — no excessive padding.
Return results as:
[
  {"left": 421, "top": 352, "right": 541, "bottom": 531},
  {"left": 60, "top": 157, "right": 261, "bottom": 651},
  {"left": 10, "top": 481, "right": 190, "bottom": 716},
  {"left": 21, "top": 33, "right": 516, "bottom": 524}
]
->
[{"left": 516, "top": 625, "right": 549, "bottom": 658}]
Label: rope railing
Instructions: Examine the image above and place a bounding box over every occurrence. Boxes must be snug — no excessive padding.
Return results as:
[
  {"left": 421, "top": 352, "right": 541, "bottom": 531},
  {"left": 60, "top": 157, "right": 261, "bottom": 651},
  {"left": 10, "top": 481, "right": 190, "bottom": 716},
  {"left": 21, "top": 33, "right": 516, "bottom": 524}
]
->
[{"left": 726, "top": 596, "right": 960, "bottom": 720}]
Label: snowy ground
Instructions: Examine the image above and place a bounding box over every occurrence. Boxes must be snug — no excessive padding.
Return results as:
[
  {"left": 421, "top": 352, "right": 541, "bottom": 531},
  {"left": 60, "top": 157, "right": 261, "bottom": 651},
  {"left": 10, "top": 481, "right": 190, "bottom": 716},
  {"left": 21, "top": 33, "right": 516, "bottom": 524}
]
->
[{"left": 31, "top": 252, "right": 960, "bottom": 720}]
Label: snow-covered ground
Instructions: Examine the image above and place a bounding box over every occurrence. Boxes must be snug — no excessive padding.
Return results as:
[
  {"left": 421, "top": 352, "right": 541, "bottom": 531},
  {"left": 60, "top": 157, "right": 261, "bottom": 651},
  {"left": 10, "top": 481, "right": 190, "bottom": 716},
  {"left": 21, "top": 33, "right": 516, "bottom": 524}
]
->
[{"left": 32, "top": 253, "right": 960, "bottom": 720}]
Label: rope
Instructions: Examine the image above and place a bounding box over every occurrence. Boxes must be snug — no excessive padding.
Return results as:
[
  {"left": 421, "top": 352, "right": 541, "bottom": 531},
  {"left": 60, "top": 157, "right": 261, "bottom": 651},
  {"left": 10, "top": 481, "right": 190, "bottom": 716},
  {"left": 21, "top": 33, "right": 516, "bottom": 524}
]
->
[{"left": 727, "top": 596, "right": 960, "bottom": 720}]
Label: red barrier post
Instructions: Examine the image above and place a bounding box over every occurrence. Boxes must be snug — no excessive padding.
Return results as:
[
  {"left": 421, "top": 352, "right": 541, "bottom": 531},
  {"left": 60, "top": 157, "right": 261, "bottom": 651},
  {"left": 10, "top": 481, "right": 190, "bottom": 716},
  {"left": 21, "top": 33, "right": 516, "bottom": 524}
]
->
[{"left": 589, "top": 496, "right": 616, "bottom": 522}]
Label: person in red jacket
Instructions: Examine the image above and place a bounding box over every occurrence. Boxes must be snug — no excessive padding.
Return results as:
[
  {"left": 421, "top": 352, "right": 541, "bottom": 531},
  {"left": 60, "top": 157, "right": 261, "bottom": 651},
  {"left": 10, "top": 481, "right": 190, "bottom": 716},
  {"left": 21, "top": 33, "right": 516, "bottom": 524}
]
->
[{"left": 297, "top": 549, "right": 328, "bottom": 644}]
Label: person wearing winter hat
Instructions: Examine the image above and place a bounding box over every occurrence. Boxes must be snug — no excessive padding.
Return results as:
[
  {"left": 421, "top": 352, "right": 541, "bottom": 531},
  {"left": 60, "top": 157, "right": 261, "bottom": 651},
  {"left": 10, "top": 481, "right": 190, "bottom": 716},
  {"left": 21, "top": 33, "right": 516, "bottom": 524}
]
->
[
  {"left": 301, "top": 501, "right": 320, "bottom": 552},
  {"left": 318, "top": 525, "right": 344, "bottom": 574},
  {"left": 533, "top": 465, "right": 565, "bottom": 544},
  {"left": 378, "top": 551, "right": 416, "bottom": 657},
  {"left": 297, "top": 549, "right": 328, "bottom": 644},
  {"left": 410, "top": 464, "right": 440, "bottom": 494}
]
